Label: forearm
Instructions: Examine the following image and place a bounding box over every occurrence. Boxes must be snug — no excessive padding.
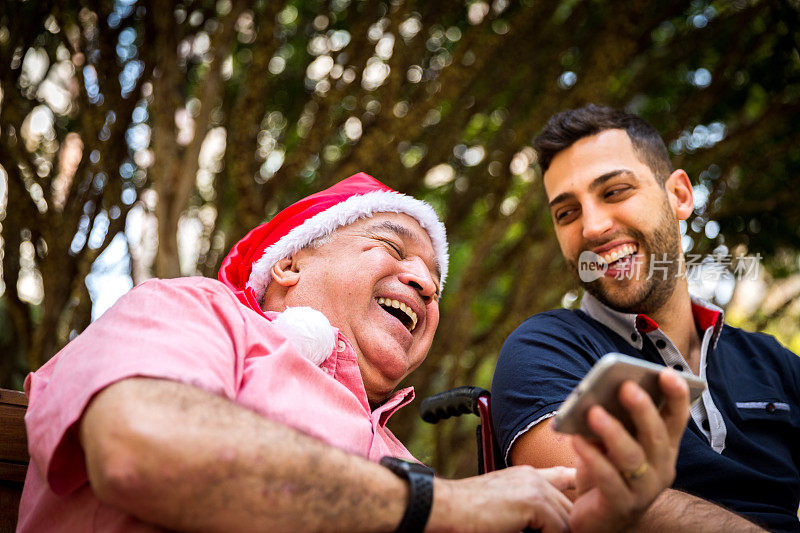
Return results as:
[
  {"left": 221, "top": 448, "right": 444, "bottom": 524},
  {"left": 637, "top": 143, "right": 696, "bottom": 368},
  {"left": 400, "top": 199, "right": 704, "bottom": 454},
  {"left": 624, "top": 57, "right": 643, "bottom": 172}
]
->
[
  {"left": 637, "top": 489, "right": 767, "bottom": 532},
  {"left": 80, "top": 378, "right": 407, "bottom": 532}
]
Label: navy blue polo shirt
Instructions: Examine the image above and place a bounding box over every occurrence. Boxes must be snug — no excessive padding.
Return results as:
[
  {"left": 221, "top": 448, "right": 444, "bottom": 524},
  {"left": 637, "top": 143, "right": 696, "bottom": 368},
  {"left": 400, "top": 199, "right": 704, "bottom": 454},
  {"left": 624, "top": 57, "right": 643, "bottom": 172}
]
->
[{"left": 492, "top": 305, "right": 800, "bottom": 532}]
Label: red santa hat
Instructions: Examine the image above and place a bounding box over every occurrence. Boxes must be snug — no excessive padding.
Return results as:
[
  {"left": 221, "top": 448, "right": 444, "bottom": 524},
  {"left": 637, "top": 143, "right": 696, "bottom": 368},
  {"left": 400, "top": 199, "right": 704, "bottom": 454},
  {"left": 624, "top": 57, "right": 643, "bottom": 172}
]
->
[{"left": 218, "top": 172, "right": 449, "bottom": 309}]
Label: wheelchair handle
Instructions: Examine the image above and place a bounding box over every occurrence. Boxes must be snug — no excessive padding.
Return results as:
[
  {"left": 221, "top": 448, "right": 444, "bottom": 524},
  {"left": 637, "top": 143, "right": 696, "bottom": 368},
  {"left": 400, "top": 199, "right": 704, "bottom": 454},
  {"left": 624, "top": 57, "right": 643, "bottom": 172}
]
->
[{"left": 420, "top": 386, "right": 490, "bottom": 424}]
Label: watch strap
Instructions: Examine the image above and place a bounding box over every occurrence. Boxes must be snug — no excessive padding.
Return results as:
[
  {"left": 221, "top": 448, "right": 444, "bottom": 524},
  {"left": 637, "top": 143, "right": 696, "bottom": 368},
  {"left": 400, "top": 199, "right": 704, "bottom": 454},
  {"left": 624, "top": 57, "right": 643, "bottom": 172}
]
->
[{"left": 380, "top": 457, "right": 434, "bottom": 533}]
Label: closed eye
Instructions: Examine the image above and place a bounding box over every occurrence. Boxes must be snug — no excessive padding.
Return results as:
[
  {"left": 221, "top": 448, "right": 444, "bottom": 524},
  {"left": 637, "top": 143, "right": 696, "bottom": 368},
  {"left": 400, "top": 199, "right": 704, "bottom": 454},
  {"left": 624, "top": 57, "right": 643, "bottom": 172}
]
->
[
  {"left": 604, "top": 185, "right": 632, "bottom": 200},
  {"left": 382, "top": 239, "right": 404, "bottom": 259}
]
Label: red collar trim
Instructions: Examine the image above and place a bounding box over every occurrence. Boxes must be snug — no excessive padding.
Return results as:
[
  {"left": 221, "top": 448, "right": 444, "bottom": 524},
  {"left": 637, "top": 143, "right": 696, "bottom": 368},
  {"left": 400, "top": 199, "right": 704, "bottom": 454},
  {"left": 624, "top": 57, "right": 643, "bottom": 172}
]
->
[
  {"left": 635, "top": 314, "right": 659, "bottom": 333},
  {"left": 636, "top": 302, "right": 723, "bottom": 341},
  {"left": 691, "top": 301, "right": 722, "bottom": 332}
]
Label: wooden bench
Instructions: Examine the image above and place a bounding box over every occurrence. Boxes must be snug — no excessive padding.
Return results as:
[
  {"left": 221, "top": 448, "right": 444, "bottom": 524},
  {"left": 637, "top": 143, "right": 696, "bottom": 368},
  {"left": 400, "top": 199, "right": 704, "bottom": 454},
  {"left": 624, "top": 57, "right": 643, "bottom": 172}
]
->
[{"left": 0, "top": 388, "right": 29, "bottom": 531}]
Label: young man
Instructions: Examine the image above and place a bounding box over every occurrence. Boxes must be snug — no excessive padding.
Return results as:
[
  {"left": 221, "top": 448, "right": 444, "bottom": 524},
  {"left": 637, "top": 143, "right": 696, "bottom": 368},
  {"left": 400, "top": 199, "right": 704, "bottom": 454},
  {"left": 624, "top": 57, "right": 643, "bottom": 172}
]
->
[
  {"left": 492, "top": 105, "right": 800, "bottom": 532},
  {"left": 21, "top": 173, "right": 688, "bottom": 532}
]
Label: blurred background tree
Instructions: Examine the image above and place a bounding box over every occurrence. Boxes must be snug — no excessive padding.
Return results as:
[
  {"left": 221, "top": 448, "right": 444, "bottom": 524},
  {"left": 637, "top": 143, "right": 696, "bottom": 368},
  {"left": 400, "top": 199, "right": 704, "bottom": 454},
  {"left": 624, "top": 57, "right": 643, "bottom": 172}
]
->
[{"left": 1, "top": 0, "right": 799, "bottom": 477}]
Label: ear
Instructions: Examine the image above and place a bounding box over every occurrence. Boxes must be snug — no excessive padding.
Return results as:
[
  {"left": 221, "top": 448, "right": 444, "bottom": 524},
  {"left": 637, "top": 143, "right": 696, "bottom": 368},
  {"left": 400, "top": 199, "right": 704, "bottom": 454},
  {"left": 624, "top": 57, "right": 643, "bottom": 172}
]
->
[
  {"left": 270, "top": 256, "right": 301, "bottom": 287},
  {"left": 665, "top": 169, "right": 694, "bottom": 221}
]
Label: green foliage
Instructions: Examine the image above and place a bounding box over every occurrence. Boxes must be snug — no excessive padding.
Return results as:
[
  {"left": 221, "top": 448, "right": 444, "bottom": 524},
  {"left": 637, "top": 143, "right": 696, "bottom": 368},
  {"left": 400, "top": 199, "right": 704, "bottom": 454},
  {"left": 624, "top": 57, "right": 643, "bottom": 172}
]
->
[{"left": 1, "top": 0, "right": 799, "bottom": 476}]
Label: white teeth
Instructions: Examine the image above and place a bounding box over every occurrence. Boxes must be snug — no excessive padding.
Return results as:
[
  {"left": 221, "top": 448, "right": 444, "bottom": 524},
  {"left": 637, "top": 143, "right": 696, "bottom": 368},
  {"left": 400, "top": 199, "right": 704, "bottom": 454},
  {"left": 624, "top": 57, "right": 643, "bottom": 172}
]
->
[
  {"left": 600, "top": 244, "right": 637, "bottom": 264},
  {"left": 376, "top": 297, "right": 418, "bottom": 332}
]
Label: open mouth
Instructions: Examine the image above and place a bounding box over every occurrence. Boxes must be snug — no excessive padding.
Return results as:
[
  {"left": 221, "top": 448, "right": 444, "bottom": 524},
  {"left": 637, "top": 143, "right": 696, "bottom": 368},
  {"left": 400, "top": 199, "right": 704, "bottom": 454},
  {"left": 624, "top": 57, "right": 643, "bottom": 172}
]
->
[
  {"left": 598, "top": 243, "right": 638, "bottom": 268},
  {"left": 376, "top": 297, "right": 418, "bottom": 332}
]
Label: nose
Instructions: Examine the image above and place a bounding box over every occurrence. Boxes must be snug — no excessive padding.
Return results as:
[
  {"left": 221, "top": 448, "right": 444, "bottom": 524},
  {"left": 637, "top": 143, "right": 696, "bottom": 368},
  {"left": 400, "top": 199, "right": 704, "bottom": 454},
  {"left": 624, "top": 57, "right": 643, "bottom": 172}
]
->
[
  {"left": 581, "top": 203, "right": 614, "bottom": 242},
  {"left": 398, "top": 257, "right": 439, "bottom": 303}
]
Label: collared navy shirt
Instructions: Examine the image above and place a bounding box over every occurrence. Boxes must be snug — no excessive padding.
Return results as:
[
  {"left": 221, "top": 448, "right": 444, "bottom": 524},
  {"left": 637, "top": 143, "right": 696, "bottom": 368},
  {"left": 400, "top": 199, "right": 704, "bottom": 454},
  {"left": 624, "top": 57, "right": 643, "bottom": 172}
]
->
[
  {"left": 492, "top": 296, "right": 800, "bottom": 532},
  {"left": 580, "top": 293, "right": 730, "bottom": 451}
]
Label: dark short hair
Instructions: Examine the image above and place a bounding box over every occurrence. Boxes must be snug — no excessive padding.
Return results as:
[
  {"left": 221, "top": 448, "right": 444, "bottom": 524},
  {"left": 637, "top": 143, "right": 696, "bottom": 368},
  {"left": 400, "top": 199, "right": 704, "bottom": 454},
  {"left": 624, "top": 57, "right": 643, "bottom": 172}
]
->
[{"left": 533, "top": 104, "right": 672, "bottom": 183}]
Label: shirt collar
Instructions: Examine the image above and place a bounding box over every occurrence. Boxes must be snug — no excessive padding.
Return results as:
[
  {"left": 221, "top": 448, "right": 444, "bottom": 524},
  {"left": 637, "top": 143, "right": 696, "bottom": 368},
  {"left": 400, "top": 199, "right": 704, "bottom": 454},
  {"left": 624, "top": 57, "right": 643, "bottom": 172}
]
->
[
  {"left": 579, "top": 291, "right": 724, "bottom": 350},
  {"left": 323, "top": 332, "right": 415, "bottom": 425},
  {"left": 374, "top": 386, "right": 416, "bottom": 428},
  {"left": 257, "top": 308, "right": 414, "bottom": 425}
]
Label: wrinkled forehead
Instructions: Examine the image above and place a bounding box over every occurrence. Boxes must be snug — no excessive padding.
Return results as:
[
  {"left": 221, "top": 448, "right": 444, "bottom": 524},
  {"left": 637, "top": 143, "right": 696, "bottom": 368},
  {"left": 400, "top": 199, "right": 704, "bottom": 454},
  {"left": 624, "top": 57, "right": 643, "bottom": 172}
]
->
[{"left": 330, "top": 212, "right": 441, "bottom": 279}]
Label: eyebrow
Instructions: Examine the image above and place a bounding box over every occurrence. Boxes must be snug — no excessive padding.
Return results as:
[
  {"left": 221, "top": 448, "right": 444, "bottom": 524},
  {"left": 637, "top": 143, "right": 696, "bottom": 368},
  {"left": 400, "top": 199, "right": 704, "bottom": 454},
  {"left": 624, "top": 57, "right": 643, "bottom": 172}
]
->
[
  {"left": 366, "top": 220, "right": 442, "bottom": 282},
  {"left": 547, "top": 169, "right": 635, "bottom": 209}
]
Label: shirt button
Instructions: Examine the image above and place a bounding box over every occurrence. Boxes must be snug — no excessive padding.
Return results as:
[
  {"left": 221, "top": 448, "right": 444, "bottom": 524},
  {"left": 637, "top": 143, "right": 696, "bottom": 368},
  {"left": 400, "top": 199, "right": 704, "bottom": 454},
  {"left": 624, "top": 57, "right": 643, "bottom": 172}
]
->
[
  {"left": 656, "top": 339, "right": 667, "bottom": 349},
  {"left": 672, "top": 363, "right": 684, "bottom": 372},
  {"left": 766, "top": 402, "right": 776, "bottom": 414},
  {"left": 337, "top": 340, "right": 346, "bottom": 352},
  {"left": 701, "top": 419, "right": 710, "bottom": 431},
  {"left": 630, "top": 332, "right": 639, "bottom": 342}
]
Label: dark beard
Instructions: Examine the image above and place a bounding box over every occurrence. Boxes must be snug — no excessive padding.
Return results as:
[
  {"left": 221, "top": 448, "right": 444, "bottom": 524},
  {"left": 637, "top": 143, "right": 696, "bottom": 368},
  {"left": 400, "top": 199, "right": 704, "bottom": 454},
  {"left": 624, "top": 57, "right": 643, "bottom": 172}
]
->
[{"left": 567, "top": 205, "right": 683, "bottom": 315}]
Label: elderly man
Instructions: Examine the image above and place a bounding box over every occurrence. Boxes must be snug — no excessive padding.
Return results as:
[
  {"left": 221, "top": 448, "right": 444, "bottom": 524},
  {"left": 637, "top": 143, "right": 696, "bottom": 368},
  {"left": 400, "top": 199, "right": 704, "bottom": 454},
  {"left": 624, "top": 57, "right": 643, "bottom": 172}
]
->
[
  {"left": 492, "top": 106, "right": 800, "bottom": 532},
  {"left": 21, "top": 173, "right": 688, "bottom": 532}
]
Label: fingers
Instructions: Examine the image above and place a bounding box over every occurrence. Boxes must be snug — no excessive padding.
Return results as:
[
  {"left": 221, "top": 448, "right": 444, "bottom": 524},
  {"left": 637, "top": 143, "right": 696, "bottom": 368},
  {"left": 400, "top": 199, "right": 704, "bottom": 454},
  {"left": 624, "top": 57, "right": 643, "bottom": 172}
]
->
[
  {"left": 569, "top": 433, "right": 651, "bottom": 533},
  {"left": 538, "top": 466, "right": 578, "bottom": 492},
  {"left": 452, "top": 466, "right": 574, "bottom": 532},
  {"left": 548, "top": 477, "right": 575, "bottom": 523},
  {"left": 614, "top": 372, "right": 689, "bottom": 490},
  {"left": 575, "top": 374, "right": 688, "bottom": 502},
  {"left": 585, "top": 403, "right": 647, "bottom": 481},
  {"left": 658, "top": 369, "right": 691, "bottom": 444},
  {"left": 536, "top": 503, "right": 572, "bottom": 533},
  {"left": 573, "top": 453, "right": 593, "bottom": 496},
  {"left": 513, "top": 466, "right": 574, "bottom": 529},
  {"left": 617, "top": 380, "right": 669, "bottom": 460},
  {"left": 617, "top": 372, "right": 689, "bottom": 458},
  {"left": 571, "top": 432, "right": 629, "bottom": 501},
  {"left": 566, "top": 371, "right": 691, "bottom": 532},
  {"left": 540, "top": 483, "right": 573, "bottom": 532},
  {"left": 532, "top": 494, "right": 572, "bottom": 533}
]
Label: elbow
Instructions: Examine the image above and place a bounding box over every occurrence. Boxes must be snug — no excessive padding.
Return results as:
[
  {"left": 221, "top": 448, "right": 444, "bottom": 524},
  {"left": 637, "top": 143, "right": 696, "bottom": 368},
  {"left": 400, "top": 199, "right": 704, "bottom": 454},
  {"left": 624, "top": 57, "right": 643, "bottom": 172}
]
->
[
  {"left": 80, "top": 382, "right": 159, "bottom": 509},
  {"left": 86, "top": 444, "right": 151, "bottom": 508}
]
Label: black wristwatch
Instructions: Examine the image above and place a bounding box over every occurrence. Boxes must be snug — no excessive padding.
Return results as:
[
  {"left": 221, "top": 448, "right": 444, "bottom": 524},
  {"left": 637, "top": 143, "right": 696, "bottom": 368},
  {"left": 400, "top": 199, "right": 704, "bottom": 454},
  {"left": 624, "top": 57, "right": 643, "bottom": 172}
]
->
[{"left": 380, "top": 456, "right": 434, "bottom": 533}]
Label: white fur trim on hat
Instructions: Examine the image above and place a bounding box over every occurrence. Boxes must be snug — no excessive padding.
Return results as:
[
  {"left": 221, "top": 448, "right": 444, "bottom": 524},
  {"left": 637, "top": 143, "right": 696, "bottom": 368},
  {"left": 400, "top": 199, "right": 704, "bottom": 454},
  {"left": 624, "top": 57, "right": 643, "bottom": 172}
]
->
[{"left": 247, "top": 190, "right": 448, "bottom": 302}]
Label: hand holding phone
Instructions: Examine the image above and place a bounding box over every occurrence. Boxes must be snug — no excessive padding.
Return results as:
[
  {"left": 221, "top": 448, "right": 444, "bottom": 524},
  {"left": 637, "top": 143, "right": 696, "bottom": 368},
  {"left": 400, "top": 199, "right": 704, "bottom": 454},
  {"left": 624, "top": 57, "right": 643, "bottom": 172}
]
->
[{"left": 553, "top": 353, "right": 706, "bottom": 440}]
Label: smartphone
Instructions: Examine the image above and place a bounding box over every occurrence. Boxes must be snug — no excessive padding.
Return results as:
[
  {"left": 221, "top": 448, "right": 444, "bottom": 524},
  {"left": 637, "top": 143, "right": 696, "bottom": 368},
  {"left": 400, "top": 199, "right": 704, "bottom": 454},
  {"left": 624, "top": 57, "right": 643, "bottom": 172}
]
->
[{"left": 552, "top": 353, "right": 707, "bottom": 440}]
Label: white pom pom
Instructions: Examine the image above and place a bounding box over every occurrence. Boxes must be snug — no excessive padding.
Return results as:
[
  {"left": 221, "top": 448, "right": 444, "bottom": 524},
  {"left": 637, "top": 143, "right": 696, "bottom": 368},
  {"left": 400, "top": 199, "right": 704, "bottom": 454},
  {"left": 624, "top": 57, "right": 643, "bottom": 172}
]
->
[{"left": 272, "top": 307, "right": 337, "bottom": 366}]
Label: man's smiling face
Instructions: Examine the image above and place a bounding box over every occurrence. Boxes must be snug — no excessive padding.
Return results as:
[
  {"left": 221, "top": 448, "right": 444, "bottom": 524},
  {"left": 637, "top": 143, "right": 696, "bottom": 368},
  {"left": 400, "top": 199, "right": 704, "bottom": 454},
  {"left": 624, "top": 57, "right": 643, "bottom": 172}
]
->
[
  {"left": 284, "top": 212, "right": 440, "bottom": 405},
  {"left": 544, "top": 129, "right": 690, "bottom": 314}
]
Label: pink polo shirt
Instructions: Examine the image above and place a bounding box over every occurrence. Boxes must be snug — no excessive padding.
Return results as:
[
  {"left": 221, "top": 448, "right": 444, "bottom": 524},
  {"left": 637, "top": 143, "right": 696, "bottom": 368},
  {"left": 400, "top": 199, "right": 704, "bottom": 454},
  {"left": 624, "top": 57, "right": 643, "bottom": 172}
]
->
[{"left": 18, "top": 277, "right": 415, "bottom": 532}]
